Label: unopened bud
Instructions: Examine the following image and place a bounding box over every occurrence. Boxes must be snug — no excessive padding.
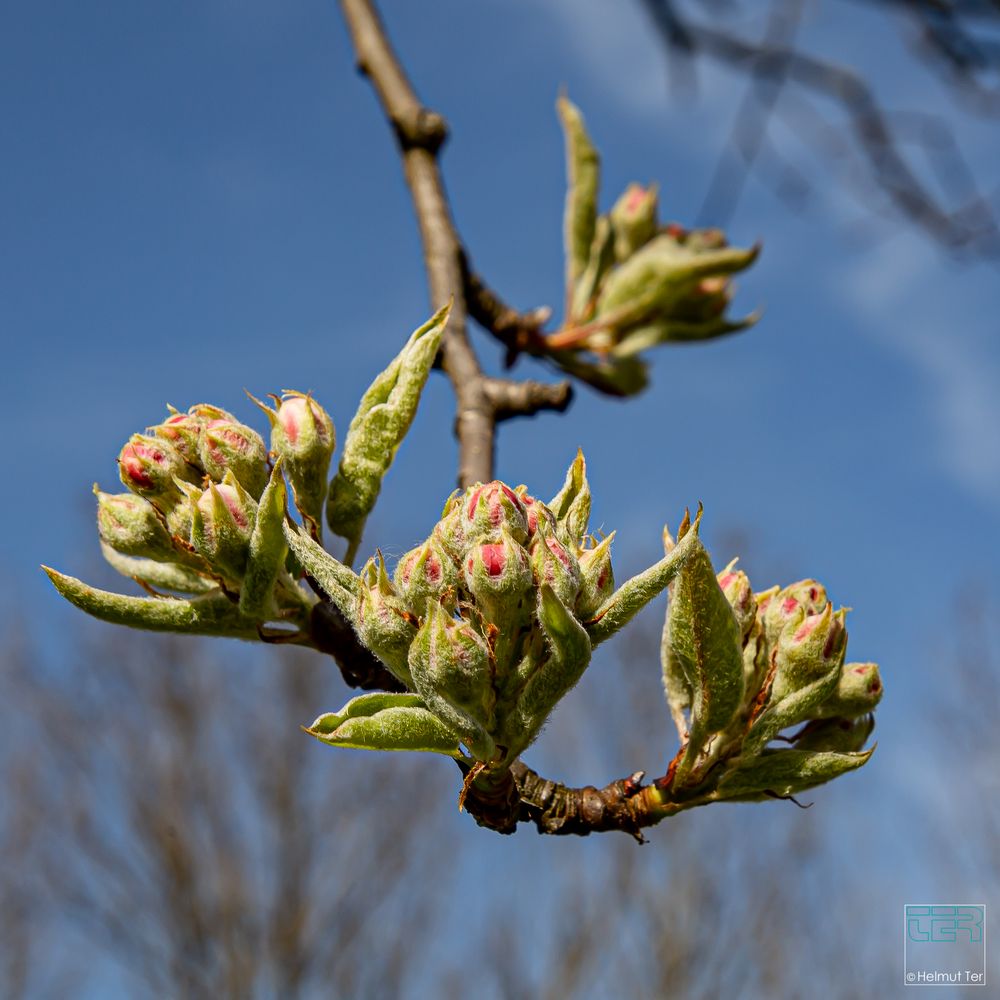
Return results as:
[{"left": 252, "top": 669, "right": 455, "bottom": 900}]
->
[
  {"left": 717, "top": 560, "right": 757, "bottom": 640},
  {"left": 393, "top": 537, "right": 460, "bottom": 617},
  {"left": 198, "top": 418, "right": 268, "bottom": 497},
  {"left": 356, "top": 555, "right": 418, "bottom": 686},
  {"left": 190, "top": 472, "right": 257, "bottom": 582},
  {"left": 463, "top": 526, "right": 532, "bottom": 621},
  {"left": 530, "top": 522, "right": 581, "bottom": 607},
  {"left": 408, "top": 601, "right": 495, "bottom": 760},
  {"left": 151, "top": 408, "right": 205, "bottom": 467},
  {"left": 815, "top": 662, "right": 883, "bottom": 719},
  {"left": 762, "top": 579, "right": 827, "bottom": 647},
  {"left": 610, "top": 182, "right": 658, "bottom": 261},
  {"left": 575, "top": 533, "right": 615, "bottom": 619},
  {"left": 254, "top": 391, "right": 336, "bottom": 529},
  {"left": 771, "top": 604, "right": 847, "bottom": 703},
  {"left": 793, "top": 715, "right": 875, "bottom": 754},
  {"left": 118, "top": 434, "right": 196, "bottom": 504},
  {"left": 463, "top": 481, "right": 528, "bottom": 544},
  {"left": 519, "top": 492, "right": 558, "bottom": 540},
  {"left": 95, "top": 489, "right": 175, "bottom": 560}
]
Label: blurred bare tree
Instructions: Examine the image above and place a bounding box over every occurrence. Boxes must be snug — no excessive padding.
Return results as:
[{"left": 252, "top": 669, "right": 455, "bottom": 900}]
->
[{"left": 639, "top": 0, "right": 1000, "bottom": 260}]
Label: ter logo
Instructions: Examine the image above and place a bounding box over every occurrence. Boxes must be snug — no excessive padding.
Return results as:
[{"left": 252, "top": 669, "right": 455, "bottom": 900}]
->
[{"left": 907, "top": 906, "right": 984, "bottom": 943}]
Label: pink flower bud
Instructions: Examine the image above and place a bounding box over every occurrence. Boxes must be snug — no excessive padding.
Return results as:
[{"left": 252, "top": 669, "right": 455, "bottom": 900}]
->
[
  {"left": 717, "top": 561, "right": 757, "bottom": 640},
  {"left": 463, "top": 527, "right": 532, "bottom": 611},
  {"left": 529, "top": 525, "right": 581, "bottom": 607},
  {"left": 770, "top": 604, "right": 847, "bottom": 704},
  {"left": 463, "top": 481, "right": 528, "bottom": 544},
  {"left": 393, "top": 537, "right": 459, "bottom": 617},
  {"left": 198, "top": 418, "right": 268, "bottom": 498},
  {"left": 575, "top": 533, "right": 615, "bottom": 619},
  {"left": 118, "top": 434, "right": 195, "bottom": 504},
  {"left": 190, "top": 473, "right": 257, "bottom": 583},
  {"left": 151, "top": 409, "right": 205, "bottom": 467},
  {"left": 520, "top": 493, "right": 558, "bottom": 539},
  {"left": 95, "top": 489, "right": 176, "bottom": 560},
  {"left": 762, "top": 579, "right": 827, "bottom": 646}
]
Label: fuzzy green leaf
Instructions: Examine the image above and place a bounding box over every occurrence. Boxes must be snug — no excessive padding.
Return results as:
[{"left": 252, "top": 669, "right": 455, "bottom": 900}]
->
[
  {"left": 585, "top": 510, "right": 702, "bottom": 647},
  {"left": 548, "top": 449, "right": 591, "bottom": 546},
  {"left": 283, "top": 521, "right": 360, "bottom": 618},
  {"left": 327, "top": 304, "right": 449, "bottom": 558},
  {"left": 715, "top": 747, "right": 874, "bottom": 801},
  {"left": 98, "top": 542, "right": 216, "bottom": 595},
  {"left": 558, "top": 95, "right": 600, "bottom": 304},
  {"left": 239, "top": 460, "right": 289, "bottom": 619},
  {"left": 43, "top": 567, "right": 262, "bottom": 640},
  {"left": 306, "top": 692, "right": 464, "bottom": 758}
]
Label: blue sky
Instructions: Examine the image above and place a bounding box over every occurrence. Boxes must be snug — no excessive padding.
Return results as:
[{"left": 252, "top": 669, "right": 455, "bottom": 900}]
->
[{"left": 3, "top": 0, "right": 999, "bottom": 992}]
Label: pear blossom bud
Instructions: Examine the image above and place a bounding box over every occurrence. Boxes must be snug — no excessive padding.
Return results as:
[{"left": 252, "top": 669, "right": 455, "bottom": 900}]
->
[
  {"left": 118, "top": 434, "right": 197, "bottom": 504},
  {"left": 463, "top": 526, "right": 533, "bottom": 610},
  {"left": 574, "top": 533, "right": 615, "bottom": 620},
  {"left": 95, "top": 489, "right": 176, "bottom": 561},
  {"left": 190, "top": 472, "right": 258, "bottom": 583},
  {"left": 188, "top": 403, "right": 236, "bottom": 422},
  {"left": 762, "top": 579, "right": 827, "bottom": 647},
  {"left": 463, "top": 481, "right": 528, "bottom": 544},
  {"left": 717, "top": 561, "right": 757, "bottom": 641},
  {"left": 356, "top": 555, "right": 418, "bottom": 686},
  {"left": 519, "top": 493, "right": 558, "bottom": 540},
  {"left": 151, "top": 409, "right": 205, "bottom": 468},
  {"left": 255, "top": 391, "right": 336, "bottom": 530},
  {"left": 431, "top": 490, "right": 466, "bottom": 560},
  {"left": 408, "top": 601, "right": 495, "bottom": 760},
  {"left": 815, "top": 662, "right": 883, "bottom": 719},
  {"left": 610, "top": 182, "right": 658, "bottom": 261},
  {"left": 198, "top": 418, "right": 268, "bottom": 498},
  {"left": 770, "top": 604, "right": 847, "bottom": 704},
  {"left": 393, "top": 537, "right": 460, "bottom": 617},
  {"left": 530, "top": 522, "right": 581, "bottom": 607}
]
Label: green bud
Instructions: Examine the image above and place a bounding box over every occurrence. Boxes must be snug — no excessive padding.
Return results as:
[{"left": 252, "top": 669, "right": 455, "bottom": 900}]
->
[
  {"left": 770, "top": 605, "right": 847, "bottom": 704},
  {"left": 610, "top": 182, "right": 658, "bottom": 261},
  {"left": 190, "top": 471, "right": 258, "bottom": 584},
  {"left": 252, "top": 391, "right": 336, "bottom": 532},
  {"left": 408, "top": 602, "right": 496, "bottom": 761},
  {"left": 548, "top": 449, "right": 591, "bottom": 547},
  {"left": 238, "top": 460, "right": 290, "bottom": 620},
  {"left": 717, "top": 560, "right": 757, "bottom": 641},
  {"left": 95, "top": 488, "right": 175, "bottom": 561},
  {"left": 393, "top": 536, "right": 460, "bottom": 618},
  {"left": 198, "top": 417, "right": 269, "bottom": 498},
  {"left": 356, "top": 555, "right": 418, "bottom": 687},
  {"left": 814, "top": 662, "right": 883, "bottom": 719},
  {"left": 762, "top": 579, "right": 828, "bottom": 648}
]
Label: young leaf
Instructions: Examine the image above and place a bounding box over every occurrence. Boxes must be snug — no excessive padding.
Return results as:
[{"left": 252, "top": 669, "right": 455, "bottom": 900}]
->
[
  {"left": 663, "top": 531, "right": 744, "bottom": 771},
  {"left": 306, "top": 692, "right": 464, "bottom": 758},
  {"left": 548, "top": 449, "right": 591, "bottom": 546},
  {"left": 239, "top": 460, "right": 289, "bottom": 619},
  {"left": 557, "top": 95, "right": 600, "bottom": 308},
  {"left": 585, "top": 509, "right": 702, "bottom": 647},
  {"left": 714, "top": 747, "right": 874, "bottom": 801},
  {"left": 99, "top": 542, "right": 216, "bottom": 595},
  {"left": 327, "top": 304, "right": 449, "bottom": 561},
  {"left": 283, "top": 521, "right": 360, "bottom": 617},
  {"left": 43, "top": 567, "right": 263, "bottom": 640}
]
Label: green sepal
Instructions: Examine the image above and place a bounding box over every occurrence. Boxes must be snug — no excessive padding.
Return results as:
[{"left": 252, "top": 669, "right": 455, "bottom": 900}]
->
[
  {"left": 239, "top": 460, "right": 289, "bottom": 619},
  {"left": 663, "top": 531, "right": 744, "bottom": 750},
  {"left": 43, "top": 567, "right": 263, "bottom": 640},
  {"left": 548, "top": 449, "right": 591, "bottom": 546},
  {"left": 282, "top": 521, "right": 361, "bottom": 616},
  {"left": 99, "top": 541, "right": 216, "bottom": 595},
  {"left": 714, "top": 746, "right": 874, "bottom": 802},
  {"left": 306, "top": 692, "right": 465, "bottom": 758},
  {"left": 585, "top": 508, "right": 702, "bottom": 647},
  {"left": 557, "top": 95, "right": 600, "bottom": 301},
  {"left": 326, "top": 304, "right": 449, "bottom": 559}
]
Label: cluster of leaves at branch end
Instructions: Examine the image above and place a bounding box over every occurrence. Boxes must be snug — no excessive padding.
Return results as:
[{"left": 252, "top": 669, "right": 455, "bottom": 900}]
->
[{"left": 547, "top": 95, "right": 760, "bottom": 396}]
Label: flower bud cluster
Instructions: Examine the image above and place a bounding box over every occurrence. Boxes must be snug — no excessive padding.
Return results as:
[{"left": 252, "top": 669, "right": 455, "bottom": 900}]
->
[
  {"left": 354, "top": 456, "right": 611, "bottom": 763},
  {"left": 548, "top": 96, "right": 759, "bottom": 397},
  {"left": 101, "top": 394, "right": 334, "bottom": 610},
  {"left": 725, "top": 568, "right": 882, "bottom": 745}
]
